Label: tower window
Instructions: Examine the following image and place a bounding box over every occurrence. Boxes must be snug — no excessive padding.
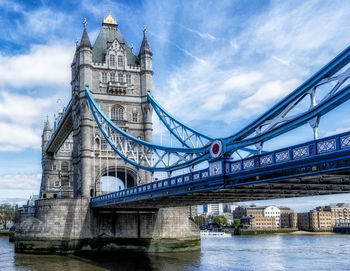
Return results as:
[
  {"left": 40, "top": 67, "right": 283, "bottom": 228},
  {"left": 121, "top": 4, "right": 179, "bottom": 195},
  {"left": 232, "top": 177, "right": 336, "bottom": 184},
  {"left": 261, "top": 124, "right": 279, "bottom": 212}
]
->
[
  {"left": 61, "top": 162, "right": 69, "bottom": 171},
  {"left": 118, "top": 56, "right": 123, "bottom": 67},
  {"left": 101, "top": 139, "right": 107, "bottom": 150},
  {"left": 111, "top": 106, "right": 124, "bottom": 121},
  {"left": 102, "top": 72, "right": 107, "bottom": 83},
  {"left": 110, "top": 55, "right": 115, "bottom": 66},
  {"left": 126, "top": 74, "right": 131, "bottom": 84},
  {"left": 110, "top": 73, "right": 115, "bottom": 82},
  {"left": 132, "top": 113, "right": 138, "bottom": 122},
  {"left": 118, "top": 73, "right": 123, "bottom": 83}
]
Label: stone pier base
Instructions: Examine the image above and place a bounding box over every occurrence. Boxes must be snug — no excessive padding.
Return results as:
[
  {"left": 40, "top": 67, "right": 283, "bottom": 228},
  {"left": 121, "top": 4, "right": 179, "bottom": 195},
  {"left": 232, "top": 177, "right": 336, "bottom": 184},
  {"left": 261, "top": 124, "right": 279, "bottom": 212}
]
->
[{"left": 13, "top": 198, "right": 200, "bottom": 254}]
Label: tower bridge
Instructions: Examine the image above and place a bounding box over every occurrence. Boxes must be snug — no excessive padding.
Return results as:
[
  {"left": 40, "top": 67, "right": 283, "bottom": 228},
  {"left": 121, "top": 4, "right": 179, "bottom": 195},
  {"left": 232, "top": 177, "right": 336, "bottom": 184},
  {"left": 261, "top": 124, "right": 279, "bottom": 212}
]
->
[{"left": 12, "top": 11, "right": 350, "bottom": 254}]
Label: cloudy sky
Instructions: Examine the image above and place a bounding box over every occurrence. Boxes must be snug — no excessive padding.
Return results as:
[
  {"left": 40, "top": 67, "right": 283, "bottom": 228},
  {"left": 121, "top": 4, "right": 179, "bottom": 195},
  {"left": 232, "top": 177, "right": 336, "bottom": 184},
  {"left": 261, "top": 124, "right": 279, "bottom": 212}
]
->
[{"left": 1, "top": 0, "right": 350, "bottom": 211}]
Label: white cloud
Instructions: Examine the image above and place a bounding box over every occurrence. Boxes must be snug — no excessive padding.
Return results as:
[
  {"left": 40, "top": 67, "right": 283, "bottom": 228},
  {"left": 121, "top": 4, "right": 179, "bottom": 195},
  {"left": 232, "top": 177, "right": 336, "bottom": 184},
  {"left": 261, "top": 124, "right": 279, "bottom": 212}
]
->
[
  {"left": 0, "top": 91, "right": 58, "bottom": 151},
  {"left": 230, "top": 79, "right": 300, "bottom": 119},
  {"left": 184, "top": 27, "right": 216, "bottom": 41},
  {"left": 0, "top": 44, "right": 73, "bottom": 88},
  {"left": 153, "top": 0, "right": 350, "bottom": 137},
  {"left": 0, "top": 173, "right": 41, "bottom": 190}
]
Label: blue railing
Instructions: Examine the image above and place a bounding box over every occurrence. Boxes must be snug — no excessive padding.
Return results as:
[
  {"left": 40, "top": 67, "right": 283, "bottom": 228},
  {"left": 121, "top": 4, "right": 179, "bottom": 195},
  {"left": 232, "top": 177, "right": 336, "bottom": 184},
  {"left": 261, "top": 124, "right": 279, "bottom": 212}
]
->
[{"left": 91, "top": 130, "right": 350, "bottom": 205}]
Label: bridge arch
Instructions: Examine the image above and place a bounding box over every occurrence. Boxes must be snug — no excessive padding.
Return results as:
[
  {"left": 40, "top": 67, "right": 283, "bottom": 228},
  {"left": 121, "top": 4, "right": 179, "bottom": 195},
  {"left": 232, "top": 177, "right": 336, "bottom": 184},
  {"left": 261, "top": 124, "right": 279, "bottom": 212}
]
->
[{"left": 94, "top": 165, "right": 137, "bottom": 196}]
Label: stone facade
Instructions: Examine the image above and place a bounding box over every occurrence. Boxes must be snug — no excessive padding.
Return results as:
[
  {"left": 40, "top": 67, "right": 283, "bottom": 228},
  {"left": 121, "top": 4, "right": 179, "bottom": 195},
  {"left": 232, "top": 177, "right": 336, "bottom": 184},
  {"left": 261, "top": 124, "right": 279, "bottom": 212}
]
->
[{"left": 14, "top": 12, "right": 200, "bottom": 253}]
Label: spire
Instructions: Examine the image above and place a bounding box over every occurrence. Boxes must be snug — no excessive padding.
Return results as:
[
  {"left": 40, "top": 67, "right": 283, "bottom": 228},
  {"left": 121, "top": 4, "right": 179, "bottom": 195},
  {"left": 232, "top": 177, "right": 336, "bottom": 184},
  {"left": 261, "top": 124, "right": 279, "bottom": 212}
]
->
[
  {"left": 139, "top": 26, "right": 152, "bottom": 56},
  {"left": 103, "top": 9, "right": 117, "bottom": 26},
  {"left": 43, "top": 115, "right": 51, "bottom": 132},
  {"left": 80, "top": 18, "right": 92, "bottom": 48}
]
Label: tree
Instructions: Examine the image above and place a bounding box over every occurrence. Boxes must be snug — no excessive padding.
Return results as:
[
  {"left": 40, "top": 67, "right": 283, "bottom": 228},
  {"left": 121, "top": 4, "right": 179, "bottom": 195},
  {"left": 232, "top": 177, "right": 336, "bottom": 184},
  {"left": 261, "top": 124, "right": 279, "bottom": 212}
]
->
[
  {"left": 0, "top": 204, "right": 15, "bottom": 229},
  {"left": 233, "top": 218, "right": 241, "bottom": 228},
  {"left": 194, "top": 215, "right": 204, "bottom": 227},
  {"left": 213, "top": 215, "right": 228, "bottom": 227}
]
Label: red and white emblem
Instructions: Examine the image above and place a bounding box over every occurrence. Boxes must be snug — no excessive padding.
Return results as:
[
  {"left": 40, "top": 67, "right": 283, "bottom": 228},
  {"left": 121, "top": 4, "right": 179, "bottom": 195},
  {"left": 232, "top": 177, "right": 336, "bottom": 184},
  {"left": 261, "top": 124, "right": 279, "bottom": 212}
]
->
[{"left": 210, "top": 140, "right": 223, "bottom": 159}]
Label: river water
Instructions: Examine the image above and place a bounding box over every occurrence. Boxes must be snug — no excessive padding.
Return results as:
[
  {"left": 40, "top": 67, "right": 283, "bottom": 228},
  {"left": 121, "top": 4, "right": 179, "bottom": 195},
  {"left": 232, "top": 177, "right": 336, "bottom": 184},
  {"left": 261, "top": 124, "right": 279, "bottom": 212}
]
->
[{"left": 1, "top": 235, "right": 350, "bottom": 271}]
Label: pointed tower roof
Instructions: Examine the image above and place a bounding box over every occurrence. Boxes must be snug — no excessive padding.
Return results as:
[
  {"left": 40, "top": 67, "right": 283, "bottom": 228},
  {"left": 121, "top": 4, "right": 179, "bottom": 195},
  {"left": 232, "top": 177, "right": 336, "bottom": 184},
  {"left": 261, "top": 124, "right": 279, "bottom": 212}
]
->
[
  {"left": 92, "top": 11, "right": 138, "bottom": 65},
  {"left": 43, "top": 116, "right": 52, "bottom": 132},
  {"left": 139, "top": 26, "right": 152, "bottom": 56},
  {"left": 80, "top": 18, "right": 92, "bottom": 48}
]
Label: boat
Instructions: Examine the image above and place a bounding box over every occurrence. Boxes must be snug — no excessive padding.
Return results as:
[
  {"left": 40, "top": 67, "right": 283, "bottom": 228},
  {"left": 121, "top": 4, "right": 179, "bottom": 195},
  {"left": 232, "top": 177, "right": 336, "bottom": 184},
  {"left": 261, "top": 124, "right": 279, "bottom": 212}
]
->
[{"left": 200, "top": 230, "right": 231, "bottom": 237}]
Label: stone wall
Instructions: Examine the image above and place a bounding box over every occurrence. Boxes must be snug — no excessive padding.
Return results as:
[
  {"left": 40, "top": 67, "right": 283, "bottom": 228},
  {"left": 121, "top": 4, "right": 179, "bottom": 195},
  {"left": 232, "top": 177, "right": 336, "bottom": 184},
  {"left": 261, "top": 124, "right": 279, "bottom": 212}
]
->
[{"left": 14, "top": 199, "right": 200, "bottom": 253}]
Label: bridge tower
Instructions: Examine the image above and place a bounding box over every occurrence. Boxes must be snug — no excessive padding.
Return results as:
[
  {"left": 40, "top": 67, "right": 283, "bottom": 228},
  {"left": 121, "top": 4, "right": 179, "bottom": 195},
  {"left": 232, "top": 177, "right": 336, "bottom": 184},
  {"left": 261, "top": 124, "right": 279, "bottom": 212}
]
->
[
  {"left": 13, "top": 12, "right": 199, "bottom": 254},
  {"left": 70, "top": 13, "right": 153, "bottom": 198}
]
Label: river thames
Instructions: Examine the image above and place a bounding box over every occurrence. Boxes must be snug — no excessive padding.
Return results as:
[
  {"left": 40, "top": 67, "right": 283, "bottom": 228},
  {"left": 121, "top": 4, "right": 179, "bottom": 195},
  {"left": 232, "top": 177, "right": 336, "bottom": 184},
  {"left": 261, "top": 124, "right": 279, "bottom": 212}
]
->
[{"left": 1, "top": 234, "right": 349, "bottom": 271}]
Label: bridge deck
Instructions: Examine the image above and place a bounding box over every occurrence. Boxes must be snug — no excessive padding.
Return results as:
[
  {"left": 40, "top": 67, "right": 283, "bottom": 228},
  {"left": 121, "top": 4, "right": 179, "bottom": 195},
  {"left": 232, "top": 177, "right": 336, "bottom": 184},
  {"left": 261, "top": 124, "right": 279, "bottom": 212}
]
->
[{"left": 91, "top": 131, "right": 350, "bottom": 209}]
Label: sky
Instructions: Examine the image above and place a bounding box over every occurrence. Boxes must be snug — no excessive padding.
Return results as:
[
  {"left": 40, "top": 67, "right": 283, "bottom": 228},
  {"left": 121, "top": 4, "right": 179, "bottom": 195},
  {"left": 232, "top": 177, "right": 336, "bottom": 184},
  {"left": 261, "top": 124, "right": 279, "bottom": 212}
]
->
[{"left": 1, "top": 0, "right": 350, "bottom": 211}]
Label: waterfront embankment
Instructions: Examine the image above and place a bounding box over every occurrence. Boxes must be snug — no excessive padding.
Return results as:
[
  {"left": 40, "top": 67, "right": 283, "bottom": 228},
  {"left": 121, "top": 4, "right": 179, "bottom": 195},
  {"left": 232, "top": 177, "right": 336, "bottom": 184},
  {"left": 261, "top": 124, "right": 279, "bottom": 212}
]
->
[
  {"left": 239, "top": 229, "right": 335, "bottom": 235},
  {"left": 0, "top": 230, "right": 9, "bottom": 236}
]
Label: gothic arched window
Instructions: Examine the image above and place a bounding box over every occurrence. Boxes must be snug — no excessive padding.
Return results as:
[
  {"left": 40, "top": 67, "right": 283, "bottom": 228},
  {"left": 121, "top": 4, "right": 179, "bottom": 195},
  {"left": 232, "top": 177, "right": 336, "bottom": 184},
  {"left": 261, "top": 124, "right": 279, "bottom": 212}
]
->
[
  {"left": 118, "top": 55, "right": 123, "bottom": 67},
  {"left": 111, "top": 105, "right": 124, "bottom": 121},
  {"left": 118, "top": 73, "right": 123, "bottom": 83},
  {"left": 110, "top": 55, "right": 115, "bottom": 66}
]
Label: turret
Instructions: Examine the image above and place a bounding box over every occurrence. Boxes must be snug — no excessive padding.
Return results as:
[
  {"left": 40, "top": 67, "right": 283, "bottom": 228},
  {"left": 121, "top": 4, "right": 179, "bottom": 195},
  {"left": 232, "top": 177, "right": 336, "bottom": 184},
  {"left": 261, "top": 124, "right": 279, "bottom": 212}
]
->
[
  {"left": 139, "top": 27, "right": 153, "bottom": 143},
  {"left": 42, "top": 116, "right": 52, "bottom": 147},
  {"left": 78, "top": 18, "right": 92, "bottom": 91},
  {"left": 139, "top": 26, "right": 153, "bottom": 75}
]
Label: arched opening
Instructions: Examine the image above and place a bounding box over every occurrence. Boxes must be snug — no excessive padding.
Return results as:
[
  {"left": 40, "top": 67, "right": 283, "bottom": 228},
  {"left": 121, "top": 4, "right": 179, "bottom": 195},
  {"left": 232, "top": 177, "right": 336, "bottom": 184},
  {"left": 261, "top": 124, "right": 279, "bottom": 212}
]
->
[{"left": 97, "top": 168, "right": 136, "bottom": 195}]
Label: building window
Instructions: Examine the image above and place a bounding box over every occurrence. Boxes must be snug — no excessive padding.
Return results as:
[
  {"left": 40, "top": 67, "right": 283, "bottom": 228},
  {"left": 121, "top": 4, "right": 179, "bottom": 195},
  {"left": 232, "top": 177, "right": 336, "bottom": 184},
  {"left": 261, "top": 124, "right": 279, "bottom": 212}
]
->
[
  {"left": 101, "top": 139, "right": 107, "bottom": 150},
  {"left": 126, "top": 74, "right": 131, "bottom": 84},
  {"left": 118, "top": 55, "right": 123, "bottom": 67},
  {"left": 110, "top": 73, "right": 115, "bottom": 82},
  {"left": 61, "top": 176, "right": 69, "bottom": 187},
  {"left": 110, "top": 55, "right": 115, "bottom": 66},
  {"left": 132, "top": 113, "right": 138, "bottom": 122},
  {"left": 54, "top": 180, "right": 60, "bottom": 187},
  {"left": 102, "top": 72, "right": 107, "bottom": 83},
  {"left": 111, "top": 106, "right": 124, "bottom": 121},
  {"left": 61, "top": 162, "right": 69, "bottom": 171},
  {"left": 118, "top": 73, "right": 123, "bottom": 83},
  {"left": 52, "top": 164, "right": 57, "bottom": 170}
]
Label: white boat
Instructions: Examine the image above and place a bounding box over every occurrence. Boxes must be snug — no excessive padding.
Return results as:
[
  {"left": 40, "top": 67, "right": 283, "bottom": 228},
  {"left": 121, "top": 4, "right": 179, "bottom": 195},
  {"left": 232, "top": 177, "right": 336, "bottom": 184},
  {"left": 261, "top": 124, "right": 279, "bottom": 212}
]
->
[{"left": 200, "top": 230, "right": 231, "bottom": 237}]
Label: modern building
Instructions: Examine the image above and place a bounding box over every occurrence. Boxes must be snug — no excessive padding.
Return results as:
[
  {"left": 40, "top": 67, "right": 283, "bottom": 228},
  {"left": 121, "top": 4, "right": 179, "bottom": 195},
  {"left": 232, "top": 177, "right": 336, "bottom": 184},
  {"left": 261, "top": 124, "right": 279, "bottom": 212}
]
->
[
  {"left": 297, "top": 203, "right": 350, "bottom": 231},
  {"left": 234, "top": 205, "right": 297, "bottom": 229},
  {"left": 204, "top": 203, "right": 224, "bottom": 215},
  {"left": 280, "top": 207, "right": 298, "bottom": 228}
]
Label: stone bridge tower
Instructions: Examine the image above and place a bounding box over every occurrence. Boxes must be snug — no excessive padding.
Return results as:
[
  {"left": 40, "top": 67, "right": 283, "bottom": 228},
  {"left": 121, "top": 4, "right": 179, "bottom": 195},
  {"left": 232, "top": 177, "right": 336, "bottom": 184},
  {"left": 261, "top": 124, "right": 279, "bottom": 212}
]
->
[
  {"left": 14, "top": 12, "right": 199, "bottom": 254},
  {"left": 71, "top": 13, "right": 153, "bottom": 198}
]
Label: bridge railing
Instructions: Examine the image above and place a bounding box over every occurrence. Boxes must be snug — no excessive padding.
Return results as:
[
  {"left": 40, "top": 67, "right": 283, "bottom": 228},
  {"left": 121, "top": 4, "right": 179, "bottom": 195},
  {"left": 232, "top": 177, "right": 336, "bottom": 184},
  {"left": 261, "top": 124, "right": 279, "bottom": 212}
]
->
[
  {"left": 227, "top": 131, "right": 350, "bottom": 174},
  {"left": 90, "top": 167, "right": 212, "bottom": 204},
  {"left": 91, "top": 130, "right": 350, "bottom": 205}
]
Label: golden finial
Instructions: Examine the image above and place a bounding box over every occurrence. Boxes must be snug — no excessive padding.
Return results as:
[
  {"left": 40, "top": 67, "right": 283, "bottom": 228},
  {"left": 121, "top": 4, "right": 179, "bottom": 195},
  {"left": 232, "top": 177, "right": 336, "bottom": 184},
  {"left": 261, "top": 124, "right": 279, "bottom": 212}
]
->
[{"left": 103, "top": 9, "right": 117, "bottom": 25}]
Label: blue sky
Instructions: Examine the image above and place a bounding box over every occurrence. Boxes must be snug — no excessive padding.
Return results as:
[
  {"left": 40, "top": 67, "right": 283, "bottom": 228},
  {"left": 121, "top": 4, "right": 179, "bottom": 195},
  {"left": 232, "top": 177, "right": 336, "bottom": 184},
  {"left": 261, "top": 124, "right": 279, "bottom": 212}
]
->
[{"left": 1, "top": 0, "right": 350, "bottom": 211}]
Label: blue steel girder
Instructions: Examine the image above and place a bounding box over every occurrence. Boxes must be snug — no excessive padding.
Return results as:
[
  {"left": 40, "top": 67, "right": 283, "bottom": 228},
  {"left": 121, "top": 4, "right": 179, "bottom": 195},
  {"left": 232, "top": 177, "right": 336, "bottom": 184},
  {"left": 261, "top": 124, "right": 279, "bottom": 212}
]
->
[
  {"left": 223, "top": 44, "right": 350, "bottom": 154},
  {"left": 86, "top": 87, "right": 210, "bottom": 172},
  {"left": 147, "top": 92, "right": 212, "bottom": 148},
  {"left": 148, "top": 91, "right": 262, "bottom": 157},
  {"left": 90, "top": 130, "right": 350, "bottom": 208}
]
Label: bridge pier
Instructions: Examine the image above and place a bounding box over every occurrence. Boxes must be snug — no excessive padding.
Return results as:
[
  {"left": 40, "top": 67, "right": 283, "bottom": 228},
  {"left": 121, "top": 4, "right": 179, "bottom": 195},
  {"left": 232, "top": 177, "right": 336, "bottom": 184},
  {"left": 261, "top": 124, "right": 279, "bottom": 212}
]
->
[{"left": 12, "top": 199, "right": 200, "bottom": 254}]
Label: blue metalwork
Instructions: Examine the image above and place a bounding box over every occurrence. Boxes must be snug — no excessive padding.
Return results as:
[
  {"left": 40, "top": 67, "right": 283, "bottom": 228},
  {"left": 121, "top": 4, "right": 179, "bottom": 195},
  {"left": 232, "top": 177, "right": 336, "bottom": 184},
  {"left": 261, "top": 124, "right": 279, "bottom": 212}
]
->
[
  {"left": 86, "top": 87, "right": 211, "bottom": 171},
  {"left": 222, "top": 45, "right": 350, "bottom": 153},
  {"left": 147, "top": 91, "right": 212, "bottom": 148},
  {"left": 148, "top": 91, "right": 263, "bottom": 156},
  {"left": 91, "top": 130, "right": 350, "bottom": 207}
]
